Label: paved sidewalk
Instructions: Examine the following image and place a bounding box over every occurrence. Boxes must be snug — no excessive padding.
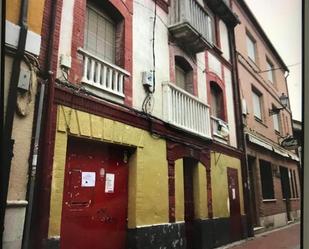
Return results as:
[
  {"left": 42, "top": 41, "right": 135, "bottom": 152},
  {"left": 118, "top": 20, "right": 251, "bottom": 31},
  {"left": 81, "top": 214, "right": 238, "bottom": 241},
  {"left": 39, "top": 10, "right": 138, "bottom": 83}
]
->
[{"left": 218, "top": 223, "right": 300, "bottom": 249}]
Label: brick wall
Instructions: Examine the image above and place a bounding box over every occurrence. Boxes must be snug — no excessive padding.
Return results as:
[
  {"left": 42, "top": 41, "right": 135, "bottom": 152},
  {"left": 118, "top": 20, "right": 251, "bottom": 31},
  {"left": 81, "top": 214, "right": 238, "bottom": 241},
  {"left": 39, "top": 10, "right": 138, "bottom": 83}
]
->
[{"left": 247, "top": 144, "right": 300, "bottom": 219}]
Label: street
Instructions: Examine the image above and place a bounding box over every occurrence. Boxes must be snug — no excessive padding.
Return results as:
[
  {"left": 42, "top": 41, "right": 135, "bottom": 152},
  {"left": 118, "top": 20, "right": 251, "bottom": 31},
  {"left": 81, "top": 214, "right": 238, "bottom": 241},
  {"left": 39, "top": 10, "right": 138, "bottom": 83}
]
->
[{"left": 218, "top": 223, "right": 300, "bottom": 249}]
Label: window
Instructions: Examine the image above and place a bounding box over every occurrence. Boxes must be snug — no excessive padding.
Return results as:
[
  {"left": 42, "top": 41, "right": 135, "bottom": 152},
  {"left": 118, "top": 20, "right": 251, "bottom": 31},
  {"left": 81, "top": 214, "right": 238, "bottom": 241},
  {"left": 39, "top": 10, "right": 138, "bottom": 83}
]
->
[
  {"left": 280, "top": 166, "right": 291, "bottom": 199},
  {"left": 259, "top": 160, "right": 274, "bottom": 199},
  {"left": 266, "top": 59, "right": 275, "bottom": 83},
  {"left": 210, "top": 82, "right": 224, "bottom": 120},
  {"left": 272, "top": 106, "right": 280, "bottom": 132},
  {"left": 174, "top": 56, "right": 194, "bottom": 94},
  {"left": 252, "top": 90, "right": 263, "bottom": 120},
  {"left": 219, "top": 20, "right": 230, "bottom": 61},
  {"left": 246, "top": 33, "right": 256, "bottom": 63},
  {"left": 292, "top": 170, "right": 299, "bottom": 198},
  {"left": 84, "top": 4, "right": 116, "bottom": 63},
  {"left": 280, "top": 167, "right": 299, "bottom": 199}
]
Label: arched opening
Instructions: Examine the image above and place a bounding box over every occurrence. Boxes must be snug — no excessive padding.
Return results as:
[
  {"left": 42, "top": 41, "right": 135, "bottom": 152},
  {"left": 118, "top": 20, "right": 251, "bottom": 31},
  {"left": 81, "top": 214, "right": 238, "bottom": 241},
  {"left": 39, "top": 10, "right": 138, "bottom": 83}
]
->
[
  {"left": 210, "top": 81, "right": 225, "bottom": 120},
  {"left": 175, "top": 56, "right": 194, "bottom": 94}
]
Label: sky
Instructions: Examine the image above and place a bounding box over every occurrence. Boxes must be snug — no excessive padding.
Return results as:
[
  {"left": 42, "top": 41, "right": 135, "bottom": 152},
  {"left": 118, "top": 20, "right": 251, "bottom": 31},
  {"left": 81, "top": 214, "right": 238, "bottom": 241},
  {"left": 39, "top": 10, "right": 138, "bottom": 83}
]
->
[{"left": 244, "top": 0, "right": 302, "bottom": 121}]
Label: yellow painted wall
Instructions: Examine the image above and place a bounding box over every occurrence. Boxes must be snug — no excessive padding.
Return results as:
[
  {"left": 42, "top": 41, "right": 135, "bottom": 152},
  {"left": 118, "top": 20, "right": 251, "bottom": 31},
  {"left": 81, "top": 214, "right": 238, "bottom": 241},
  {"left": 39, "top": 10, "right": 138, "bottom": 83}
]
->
[
  {"left": 211, "top": 152, "right": 244, "bottom": 218},
  {"left": 6, "top": 0, "right": 45, "bottom": 34},
  {"left": 175, "top": 159, "right": 184, "bottom": 221},
  {"left": 193, "top": 163, "right": 208, "bottom": 219},
  {"left": 49, "top": 105, "right": 169, "bottom": 237}
]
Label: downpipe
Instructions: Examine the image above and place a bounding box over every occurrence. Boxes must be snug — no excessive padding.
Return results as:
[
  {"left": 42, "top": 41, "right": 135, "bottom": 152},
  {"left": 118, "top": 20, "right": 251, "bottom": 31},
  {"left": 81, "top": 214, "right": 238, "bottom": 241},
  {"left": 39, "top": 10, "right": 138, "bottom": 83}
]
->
[{"left": 0, "top": 0, "right": 29, "bottom": 244}]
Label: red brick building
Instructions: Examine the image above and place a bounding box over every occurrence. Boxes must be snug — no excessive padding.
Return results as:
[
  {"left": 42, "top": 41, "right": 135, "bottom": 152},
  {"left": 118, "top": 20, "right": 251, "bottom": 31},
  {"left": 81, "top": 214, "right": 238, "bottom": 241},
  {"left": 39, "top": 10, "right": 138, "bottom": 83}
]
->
[{"left": 233, "top": 0, "right": 301, "bottom": 232}]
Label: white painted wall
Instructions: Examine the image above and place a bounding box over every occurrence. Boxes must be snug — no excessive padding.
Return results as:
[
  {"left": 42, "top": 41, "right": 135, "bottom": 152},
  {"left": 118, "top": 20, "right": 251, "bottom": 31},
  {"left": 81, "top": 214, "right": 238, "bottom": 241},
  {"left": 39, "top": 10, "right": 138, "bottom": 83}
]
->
[
  {"left": 208, "top": 52, "right": 222, "bottom": 78},
  {"left": 224, "top": 67, "right": 237, "bottom": 147},
  {"left": 132, "top": 0, "right": 170, "bottom": 118},
  {"left": 57, "top": 0, "right": 74, "bottom": 78},
  {"left": 197, "top": 52, "right": 207, "bottom": 103}
]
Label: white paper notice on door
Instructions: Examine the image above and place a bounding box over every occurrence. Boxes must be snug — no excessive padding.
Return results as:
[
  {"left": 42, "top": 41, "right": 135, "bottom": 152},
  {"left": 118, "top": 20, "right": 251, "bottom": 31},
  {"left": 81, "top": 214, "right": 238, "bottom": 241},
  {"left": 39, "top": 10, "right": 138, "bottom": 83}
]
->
[
  {"left": 105, "top": 173, "right": 115, "bottom": 193},
  {"left": 81, "top": 172, "right": 96, "bottom": 187},
  {"left": 232, "top": 188, "right": 236, "bottom": 199}
]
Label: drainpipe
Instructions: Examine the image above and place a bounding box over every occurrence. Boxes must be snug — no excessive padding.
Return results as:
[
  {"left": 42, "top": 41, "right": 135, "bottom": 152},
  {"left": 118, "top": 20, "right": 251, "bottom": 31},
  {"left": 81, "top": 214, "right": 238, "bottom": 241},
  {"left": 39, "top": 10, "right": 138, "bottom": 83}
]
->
[
  {"left": 22, "top": 81, "right": 46, "bottom": 249},
  {"left": 32, "top": 0, "right": 58, "bottom": 247},
  {"left": 229, "top": 28, "right": 254, "bottom": 237},
  {"left": 0, "top": 0, "right": 29, "bottom": 243}
]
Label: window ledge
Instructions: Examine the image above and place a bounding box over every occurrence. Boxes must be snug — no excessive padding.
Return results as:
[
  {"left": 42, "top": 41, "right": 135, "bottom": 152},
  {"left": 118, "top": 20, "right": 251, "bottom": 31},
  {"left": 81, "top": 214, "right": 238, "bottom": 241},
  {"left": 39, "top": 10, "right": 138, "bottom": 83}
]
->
[
  {"left": 254, "top": 117, "right": 268, "bottom": 128},
  {"left": 283, "top": 198, "right": 300, "bottom": 201},
  {"left": 262, "top": 199, "right": 276, "bottom": 202}
]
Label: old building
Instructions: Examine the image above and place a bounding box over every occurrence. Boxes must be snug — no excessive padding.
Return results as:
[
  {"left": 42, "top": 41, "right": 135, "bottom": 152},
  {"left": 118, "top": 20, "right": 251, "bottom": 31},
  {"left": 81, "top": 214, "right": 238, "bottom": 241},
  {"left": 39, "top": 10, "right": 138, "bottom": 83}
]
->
[
  {"left": 2, "top": 0, "right": 46, "bottom": 248},
  {"left": 28, "top": 0, "right": 250, "bottom": 248},
  {"left": 233, "top": 0, "right": 301, "bottom": 233}
]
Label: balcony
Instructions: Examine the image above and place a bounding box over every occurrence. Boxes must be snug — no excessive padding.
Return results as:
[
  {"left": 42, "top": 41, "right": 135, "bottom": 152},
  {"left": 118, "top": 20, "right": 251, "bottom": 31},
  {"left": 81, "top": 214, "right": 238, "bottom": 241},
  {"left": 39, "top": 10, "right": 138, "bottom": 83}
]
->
[
  {"left": 78, "top": 48, "right": 130, "bottom": 103},
  {"left": 162, "top": 82, "right": 212, "bottom": 139},
  {"left": 211, "top": 116, "right": 229, "bottom": 144},
  {"left": 168, "top": 0, "right": 213, "bottom": 53}
]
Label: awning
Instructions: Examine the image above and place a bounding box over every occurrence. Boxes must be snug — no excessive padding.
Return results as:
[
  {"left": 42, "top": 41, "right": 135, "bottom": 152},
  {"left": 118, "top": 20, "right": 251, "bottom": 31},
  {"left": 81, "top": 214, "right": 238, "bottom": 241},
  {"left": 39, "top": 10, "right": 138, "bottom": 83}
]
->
[
  {"left": 247, "top": 133, "right": 300, "bottom": 162},
  {"left": 247, "top": 134, "right": 273, "bottom": 151}
]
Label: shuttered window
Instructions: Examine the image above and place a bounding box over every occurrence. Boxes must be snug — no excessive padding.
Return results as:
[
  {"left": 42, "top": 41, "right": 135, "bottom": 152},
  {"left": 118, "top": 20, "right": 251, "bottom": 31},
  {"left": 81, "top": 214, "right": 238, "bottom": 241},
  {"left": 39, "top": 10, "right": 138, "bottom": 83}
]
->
[
  {"left": 252, "top": 90, "right": 262, "bottom": 120},
  {"left": 175, "top": 65, "right": 186, "bottom": 90},
  {"left": 84, "top": 5, "right": 116, "bottom": 63}
]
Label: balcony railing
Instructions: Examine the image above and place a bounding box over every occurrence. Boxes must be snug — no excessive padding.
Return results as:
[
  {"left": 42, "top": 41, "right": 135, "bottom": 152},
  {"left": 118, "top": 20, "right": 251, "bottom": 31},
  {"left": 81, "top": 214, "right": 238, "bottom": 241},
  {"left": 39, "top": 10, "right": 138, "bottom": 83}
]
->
[
  {"left": 162, "top": 82, "right": 211, "bottom": 139},
  {"left": 168, "top": 0, "right": 213, "bottom": 52},
  {"left": 78, "top": 48, "right": 130, "bottom": 100}
]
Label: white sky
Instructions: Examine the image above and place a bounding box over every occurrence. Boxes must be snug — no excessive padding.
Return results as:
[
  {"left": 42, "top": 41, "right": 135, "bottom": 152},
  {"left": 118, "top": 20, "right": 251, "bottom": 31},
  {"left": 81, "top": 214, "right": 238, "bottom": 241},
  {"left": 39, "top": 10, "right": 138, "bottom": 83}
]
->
[{"left": 244, "top": 0, "right": 302, "bottom": 121}]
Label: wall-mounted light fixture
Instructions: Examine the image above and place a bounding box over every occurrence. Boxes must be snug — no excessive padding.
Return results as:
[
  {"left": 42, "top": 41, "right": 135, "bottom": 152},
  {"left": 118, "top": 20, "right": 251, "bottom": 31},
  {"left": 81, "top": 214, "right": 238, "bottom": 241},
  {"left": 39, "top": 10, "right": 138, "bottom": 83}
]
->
[{"left": 269, "top": 93, "right": 289, "bottom": 116}]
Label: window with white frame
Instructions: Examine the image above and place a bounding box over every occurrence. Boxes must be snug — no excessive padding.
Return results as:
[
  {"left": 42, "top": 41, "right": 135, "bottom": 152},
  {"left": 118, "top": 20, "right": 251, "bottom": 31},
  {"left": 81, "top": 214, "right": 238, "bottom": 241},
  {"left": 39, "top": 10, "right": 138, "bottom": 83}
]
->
[
  {"left": 272, "top": 107, "right": 280, "bottom": 132},
  {"left": 210, "top": 82, "right": 224, "bottom": 120},
  {"left": 84, "top": 4, "right": 116, "bottom": 63},
  {"left": 252, "top": 90, "right": 263, "bottom": 120},
  {"left": 219, "top": 20, "right": 230, "bottom": 61},
  {"left": 246, "top": 33, "right": 256, "bottom": 63},
  {"left": 266, "top": 58, "right": 275, "bottom": 83}
]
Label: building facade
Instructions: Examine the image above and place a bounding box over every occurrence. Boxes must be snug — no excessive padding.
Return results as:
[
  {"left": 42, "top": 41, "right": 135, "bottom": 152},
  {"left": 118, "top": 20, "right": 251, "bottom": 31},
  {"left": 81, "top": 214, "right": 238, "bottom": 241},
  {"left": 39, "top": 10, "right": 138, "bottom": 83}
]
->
[
  {"left": 2, "top": 0, "right": 46, "bottom": 248},
  {"left": 29, "top": 0, "right": 250, "bottom": 249},
  {"left": 233, "top": 0, "right": 301, "bottom": 232}
]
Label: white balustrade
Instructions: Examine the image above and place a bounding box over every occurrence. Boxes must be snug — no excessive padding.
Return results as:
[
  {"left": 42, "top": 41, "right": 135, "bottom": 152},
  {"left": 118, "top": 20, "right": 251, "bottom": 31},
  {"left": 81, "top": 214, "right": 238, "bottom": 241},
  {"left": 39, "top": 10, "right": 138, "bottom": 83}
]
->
[
  {"left": 169, "top": 0, "right": 213, "bottom": 44},
  {"left": 162, "top": 82, "right": 212, "bottom": 139},
  {"left": 78, "top": 48, "right": 130, "bottom": 98}
]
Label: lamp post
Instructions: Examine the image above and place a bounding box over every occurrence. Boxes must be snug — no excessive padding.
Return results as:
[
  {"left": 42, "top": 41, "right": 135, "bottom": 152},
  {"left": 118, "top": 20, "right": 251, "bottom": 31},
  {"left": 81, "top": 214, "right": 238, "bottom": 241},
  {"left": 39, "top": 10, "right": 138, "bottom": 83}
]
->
[{"left": 269, "top": 93, "right": 289, "bottom": 116}]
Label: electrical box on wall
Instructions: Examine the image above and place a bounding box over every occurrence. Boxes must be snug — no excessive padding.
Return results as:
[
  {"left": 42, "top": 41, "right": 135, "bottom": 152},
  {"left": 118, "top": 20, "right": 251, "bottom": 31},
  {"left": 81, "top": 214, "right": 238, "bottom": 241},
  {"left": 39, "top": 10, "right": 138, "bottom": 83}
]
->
[
  {"left": 142, "top": 71, "right": 154, "bottom": 88},
  {"left": 17, "top": 67, "right": 31, "bottom": 91},
  {"left": 60, "top": 54, "right": 72, "bottom": 69}
]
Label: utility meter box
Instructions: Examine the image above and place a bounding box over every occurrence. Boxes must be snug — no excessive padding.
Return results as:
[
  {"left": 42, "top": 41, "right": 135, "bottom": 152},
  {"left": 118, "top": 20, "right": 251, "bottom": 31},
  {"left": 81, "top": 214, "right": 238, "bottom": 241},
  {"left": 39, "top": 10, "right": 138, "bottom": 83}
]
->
[
  {"left": 17, "top": 67, "right": 31, "bottom": 91},
  {"left": 142, "top": 71, "right": 154, "bottom": 88}
]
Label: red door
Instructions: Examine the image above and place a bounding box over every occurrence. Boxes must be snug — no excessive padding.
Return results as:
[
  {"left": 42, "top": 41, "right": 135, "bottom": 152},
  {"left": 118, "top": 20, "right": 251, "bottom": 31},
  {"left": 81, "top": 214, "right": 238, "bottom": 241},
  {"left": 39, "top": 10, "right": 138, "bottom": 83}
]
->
[
  {"left": 227, "top": 167, "right": 242, "bottom": 242},
  {"left": 60, "top": 138, "right": 129, "bottom": 249}
]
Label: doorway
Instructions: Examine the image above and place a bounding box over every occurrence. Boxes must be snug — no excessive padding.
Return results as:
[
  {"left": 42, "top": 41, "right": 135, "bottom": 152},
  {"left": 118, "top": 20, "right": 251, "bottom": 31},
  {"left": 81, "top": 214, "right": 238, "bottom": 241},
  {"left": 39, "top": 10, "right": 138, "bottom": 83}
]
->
[
  {"left": 60, "top": 137, "right": 129, "bottom": 249},
  {"left": 227, "top": 167, "right": 242, "bottom": 242},
  {"left": 248, "top": 156, "right": 259, "bottom": 227},
  {"left": 183, "top": 158, "right": 196, "bottom": 249}
]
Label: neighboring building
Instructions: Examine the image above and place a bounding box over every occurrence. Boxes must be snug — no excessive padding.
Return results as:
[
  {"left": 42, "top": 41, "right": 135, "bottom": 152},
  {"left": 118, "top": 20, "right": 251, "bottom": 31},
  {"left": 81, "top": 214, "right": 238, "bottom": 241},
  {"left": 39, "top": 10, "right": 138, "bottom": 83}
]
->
[
  {"left": 233, "top": 0, "right": 301, "bottom": 232},
  {"left": 30, "top": 0, "right": 250, "bottom": 248},
  {"left": 2, "top": 0, "right": 46, "bottom": 248}
]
